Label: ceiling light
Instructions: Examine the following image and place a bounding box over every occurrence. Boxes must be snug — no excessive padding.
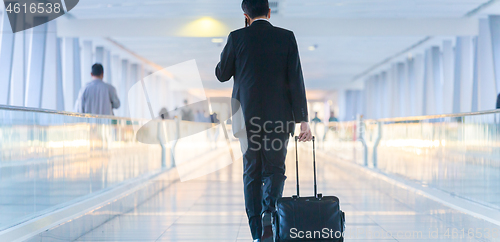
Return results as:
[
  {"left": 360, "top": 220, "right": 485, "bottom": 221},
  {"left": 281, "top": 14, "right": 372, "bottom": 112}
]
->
[
  {"left": 177, "top": 17, "right": 229, "bottom": 37},
  {"left": 308, "top": 45, "right": 318, "bottom": 51},
  {"left": 212, "top": 38, "right": 224, "bottom": 43}
]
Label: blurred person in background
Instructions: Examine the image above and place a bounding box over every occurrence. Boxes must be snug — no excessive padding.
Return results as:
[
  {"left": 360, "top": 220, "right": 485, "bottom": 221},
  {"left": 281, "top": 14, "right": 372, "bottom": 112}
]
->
[
  {"left": 172, "top": 107, "right": 179, "bottom": 119},
  {"left": 496, "top": 94, "right": 500, "bottom": 109},
  {"left": 159, "top": 107, "right": 170, "bottom": 120},
  {"left": 311, "top": 112, "right": 322, "bottom": 123},
  {"left": 210, "top": 112, "right": 220, "bottom": 123},
  {"left": 329, "top": 111, "right": 338, "bottom": 122},
  {"left": 74, "top": 63, "right": 120, "bottom": 115},
  {"left": 215, "top": 0, "right": 312, "bottom": 240},
  {"left": 195, "top": 110, "right": 204, "bottom": 122},
  {"left": 195, "top": 109, "right": 212, "bottom": 123},
  {"left": 311, "top": 112, "right": 322, "bottom": 138},
  {"left": 203, "top": 110, "right": 211, "bottom": 122},
  {"left": 181, "top": 99, "right": 194, "bottom": 121},
  {"left": 327, "top": 111, "right": 338, "bottom": 134}
]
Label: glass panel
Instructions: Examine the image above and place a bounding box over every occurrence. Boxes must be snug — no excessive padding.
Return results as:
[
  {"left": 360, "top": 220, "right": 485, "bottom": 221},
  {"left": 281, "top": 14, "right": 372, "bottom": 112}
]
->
[
  {"left": 0, "top": 108, "right": 163, "bottom": 231},
  {"left": 0, "top": 106, "right": 229, "bottom": 232},
  {"left": 322, "top": 111, "right": 500, "bottom": 210}
]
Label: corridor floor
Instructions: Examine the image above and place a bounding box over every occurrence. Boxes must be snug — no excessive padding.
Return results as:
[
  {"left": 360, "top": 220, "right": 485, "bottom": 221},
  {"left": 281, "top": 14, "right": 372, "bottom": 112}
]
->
[{"left": 73, "top": 147, "right": 500, "bottom": 241}]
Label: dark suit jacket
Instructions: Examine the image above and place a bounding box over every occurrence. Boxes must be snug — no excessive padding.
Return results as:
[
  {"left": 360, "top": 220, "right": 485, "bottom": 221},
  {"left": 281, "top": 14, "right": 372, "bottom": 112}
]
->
[
  {"left": 497, "top": 94, "right": 500, "bottom": 109},
  {"left": 216, "top": 20, "right": 308, "bottom": 134}
]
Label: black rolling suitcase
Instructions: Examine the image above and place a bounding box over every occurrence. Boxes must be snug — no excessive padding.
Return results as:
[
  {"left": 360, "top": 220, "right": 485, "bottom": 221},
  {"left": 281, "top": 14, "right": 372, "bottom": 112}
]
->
[{"left": 275, "top": 136, "right": 345, "bottom": 241}]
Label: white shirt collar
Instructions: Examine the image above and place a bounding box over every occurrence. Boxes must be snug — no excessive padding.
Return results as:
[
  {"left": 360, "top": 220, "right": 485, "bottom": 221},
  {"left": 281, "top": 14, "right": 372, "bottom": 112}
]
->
[{"left": 253, "top": 18, "right": 270, "bottom": 23}]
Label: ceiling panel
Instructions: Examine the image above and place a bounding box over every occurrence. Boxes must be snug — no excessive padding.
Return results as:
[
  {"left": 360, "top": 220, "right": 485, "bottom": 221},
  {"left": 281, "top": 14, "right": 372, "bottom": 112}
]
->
[
  {"left": 113, "top": 35, "right": 425, "bottom": 89},
  {"left": 69, "top": 0, "right": 489, "bottom": 19},
  {"left": 66, "top": 0, "right": 493, "bottom": 90}
]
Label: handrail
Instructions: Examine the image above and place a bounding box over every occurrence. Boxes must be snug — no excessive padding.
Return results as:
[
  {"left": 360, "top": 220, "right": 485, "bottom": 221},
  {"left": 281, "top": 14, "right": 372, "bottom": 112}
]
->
[
  {"left": 366, "top": 109, "right": 500, "bottom": 123},
  {"left": 0, "top": 105, "right": 146, "bottom": 121},
  {"left": 321, "top": 108, "right": 500, "bottom": 169},
  {"left": 3, "top": 104, "right": 500, "bottom": 124}
]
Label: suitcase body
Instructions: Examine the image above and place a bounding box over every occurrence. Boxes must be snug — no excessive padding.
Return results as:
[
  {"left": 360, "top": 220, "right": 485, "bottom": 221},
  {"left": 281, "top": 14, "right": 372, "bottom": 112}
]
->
[{"left": 275, "top": 137, "right": 345, "bottom": 241}]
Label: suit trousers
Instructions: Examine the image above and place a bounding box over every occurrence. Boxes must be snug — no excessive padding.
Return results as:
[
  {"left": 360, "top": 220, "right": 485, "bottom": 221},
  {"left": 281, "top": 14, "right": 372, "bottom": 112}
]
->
[{"left": 239, "top": 130, "right": 290, "bottom": 239}]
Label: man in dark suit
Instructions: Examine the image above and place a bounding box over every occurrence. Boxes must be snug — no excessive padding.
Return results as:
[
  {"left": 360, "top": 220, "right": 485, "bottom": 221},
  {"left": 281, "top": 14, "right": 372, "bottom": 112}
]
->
[{"left": 216, "top": 0, "right": 312, "bottom": 241}]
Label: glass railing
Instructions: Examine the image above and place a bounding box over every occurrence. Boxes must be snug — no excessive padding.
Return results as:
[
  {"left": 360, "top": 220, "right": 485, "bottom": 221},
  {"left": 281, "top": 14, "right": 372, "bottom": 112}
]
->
[
  {"left": 9, "top": 104, "right": 500, "bottom": 232},
  {"left": 319, "top": 110, "right": 500, "bottom": 210},
  {"left": 0, "top": 105, "right": 229, "bottom": 232}
]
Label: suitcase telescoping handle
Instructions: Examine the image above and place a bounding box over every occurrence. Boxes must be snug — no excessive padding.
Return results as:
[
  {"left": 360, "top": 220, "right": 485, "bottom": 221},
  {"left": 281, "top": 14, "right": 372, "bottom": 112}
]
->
[{"left": 294, "top": 136, "right": 317, "bottom": 198}]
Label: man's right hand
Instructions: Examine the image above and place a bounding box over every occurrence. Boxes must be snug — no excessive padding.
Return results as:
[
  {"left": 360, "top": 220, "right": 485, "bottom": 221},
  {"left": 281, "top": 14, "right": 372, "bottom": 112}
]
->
[{"left": 298, "top": 122, "right": 313, "bottom": 142}]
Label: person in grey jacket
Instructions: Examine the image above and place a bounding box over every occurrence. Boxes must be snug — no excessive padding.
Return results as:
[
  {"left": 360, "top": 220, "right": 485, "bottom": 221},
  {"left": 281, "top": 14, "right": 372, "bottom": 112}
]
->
[{"left": 74, "top": 63, "right": 120, "bottom": 115}]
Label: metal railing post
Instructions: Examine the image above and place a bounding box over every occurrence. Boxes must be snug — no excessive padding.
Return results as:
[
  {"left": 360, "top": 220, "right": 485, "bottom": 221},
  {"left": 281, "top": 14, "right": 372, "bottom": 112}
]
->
[
  {"left": 373, "top": 121, "right": 382, "bottom": 168},
  {"left": 170, "top": 117, "right": 180, "bottom": 168},
  {"left": 357, "top": 115, "right": 368, "bottom": 166},
  {"left": 157, "top": 121, "right": 168, "bottom": 169}
]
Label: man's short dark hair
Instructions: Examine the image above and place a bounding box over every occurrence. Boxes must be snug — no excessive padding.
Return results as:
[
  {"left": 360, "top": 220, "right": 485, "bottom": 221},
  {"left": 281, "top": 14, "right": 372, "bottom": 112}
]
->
[
  {"left": 91, "top": 63, "right": 104, "bottom": 76},
  {"left": 241, "top": 0, "right": 269, "bottom": 19}
]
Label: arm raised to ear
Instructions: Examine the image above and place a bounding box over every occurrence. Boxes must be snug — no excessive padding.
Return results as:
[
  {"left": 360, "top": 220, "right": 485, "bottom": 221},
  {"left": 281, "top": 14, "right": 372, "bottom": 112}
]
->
[{"left": 216, "top": 33, "right": 236, "bottom": 83}]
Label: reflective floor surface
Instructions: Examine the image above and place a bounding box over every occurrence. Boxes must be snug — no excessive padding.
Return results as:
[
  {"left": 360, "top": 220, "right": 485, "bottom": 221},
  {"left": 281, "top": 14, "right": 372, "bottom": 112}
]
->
[
  {"left": 48, "top": 146, "right": 500, "bottom": 242},
  {"left": 0, "top": 146, "right": 162, "bottom": 231}
]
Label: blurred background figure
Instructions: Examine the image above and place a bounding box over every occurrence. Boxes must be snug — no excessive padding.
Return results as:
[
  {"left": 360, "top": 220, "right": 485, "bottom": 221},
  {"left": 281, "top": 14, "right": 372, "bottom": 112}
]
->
[
  {"left": 327, "top": 110, "right": 338, "bottom": 134},
  {"left": 496, "top": 93, "right": 500, "bottom": 109},
  {"left": 172, "top": 107, "right": 179, "bottom": 119},
  {"left": 195, "top": 110, "right": 203, "bottom": 122},
  {"left": 74, "top": 63, "right": 120, "bottom": 115},
  {"left": 195, "top": 109, "right": 211, "bottom": 122},
  {"left": 203, "top": 110, "right": 212, "bottom": 123},
  {"left": 210, "top": 112, "right": 220, "bottom": 123},
  {"left": 159, "top": 107, "right": 170, "bottom": 120},
  {"left": 329, "top": 111, "right": 338, "bottom": 122},
  {"left": 311, "top": 112, "right": 322, "bottom": 123},
  {"left": 181, "top": 99, "right": 194, "bottom": 121}
]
